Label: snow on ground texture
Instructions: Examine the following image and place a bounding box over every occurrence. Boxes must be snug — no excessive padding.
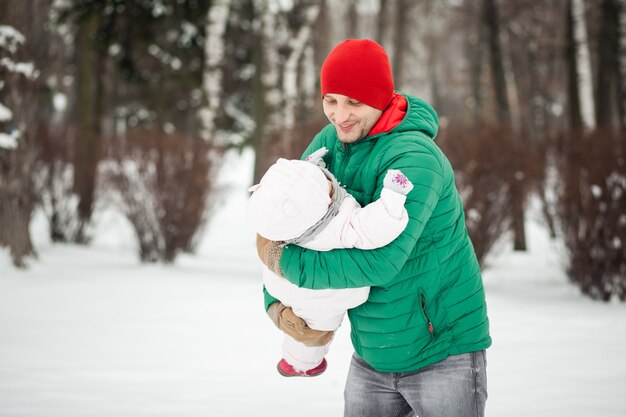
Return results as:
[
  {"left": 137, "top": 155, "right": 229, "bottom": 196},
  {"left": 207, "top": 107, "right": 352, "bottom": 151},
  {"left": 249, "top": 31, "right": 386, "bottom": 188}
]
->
[{"left": 1, "top": 149, "right": 625, "bottom": 417}]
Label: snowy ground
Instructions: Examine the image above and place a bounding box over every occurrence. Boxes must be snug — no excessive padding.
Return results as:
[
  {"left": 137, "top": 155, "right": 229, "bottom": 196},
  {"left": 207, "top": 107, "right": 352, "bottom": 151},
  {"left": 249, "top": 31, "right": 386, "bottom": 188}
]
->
[{"left": 1, "top": 149, "right": 625, "bottom": 417}]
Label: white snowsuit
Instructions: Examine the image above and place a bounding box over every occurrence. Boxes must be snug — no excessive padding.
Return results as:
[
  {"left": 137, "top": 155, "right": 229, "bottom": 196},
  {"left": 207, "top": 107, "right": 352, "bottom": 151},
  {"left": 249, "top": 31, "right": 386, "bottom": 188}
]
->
[{"left": 263, "top": 187, "right": 409, "bottom": 371}]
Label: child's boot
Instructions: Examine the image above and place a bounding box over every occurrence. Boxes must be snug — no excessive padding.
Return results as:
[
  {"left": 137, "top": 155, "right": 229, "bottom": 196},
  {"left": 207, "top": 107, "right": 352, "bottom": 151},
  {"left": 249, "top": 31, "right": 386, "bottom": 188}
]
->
[{"left": 276, "top": 358, "right": 327, "bottom": 377}]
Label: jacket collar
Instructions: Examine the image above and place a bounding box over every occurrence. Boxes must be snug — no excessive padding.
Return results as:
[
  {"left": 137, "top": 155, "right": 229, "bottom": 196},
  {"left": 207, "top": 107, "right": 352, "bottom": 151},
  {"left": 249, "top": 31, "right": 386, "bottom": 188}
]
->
[{"left": 367, "top": 92, "right": 407, "bottom": 137}]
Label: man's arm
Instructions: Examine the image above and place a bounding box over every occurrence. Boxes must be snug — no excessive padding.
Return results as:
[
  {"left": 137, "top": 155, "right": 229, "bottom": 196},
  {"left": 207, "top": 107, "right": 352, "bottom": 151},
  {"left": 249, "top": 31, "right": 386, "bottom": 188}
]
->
[{"left": 281, "top": 142, "right": 445, "bottom": 290}]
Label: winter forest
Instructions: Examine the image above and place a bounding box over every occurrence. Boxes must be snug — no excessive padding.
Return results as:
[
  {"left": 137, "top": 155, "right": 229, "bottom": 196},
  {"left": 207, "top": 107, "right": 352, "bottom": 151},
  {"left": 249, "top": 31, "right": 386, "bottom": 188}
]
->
[
  {"left": 2, "top": 0, "right": 624, "bottom": 299},
  {"left": 1, "top": 0, "right": 626, "bottom": 416}
]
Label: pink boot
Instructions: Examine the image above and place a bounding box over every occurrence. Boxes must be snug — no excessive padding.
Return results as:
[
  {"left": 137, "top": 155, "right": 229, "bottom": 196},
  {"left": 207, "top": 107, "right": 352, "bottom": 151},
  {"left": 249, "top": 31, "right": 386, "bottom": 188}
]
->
[{"left": 277, "top": 358, "right": 327, "bottom": 377}]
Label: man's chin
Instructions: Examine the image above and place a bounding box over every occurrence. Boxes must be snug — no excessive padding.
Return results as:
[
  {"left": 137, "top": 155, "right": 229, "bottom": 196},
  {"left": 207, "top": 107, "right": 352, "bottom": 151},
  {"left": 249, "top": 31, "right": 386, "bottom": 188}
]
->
[{"left": 337, "top": 131, "right": 362, "bottom": 143}]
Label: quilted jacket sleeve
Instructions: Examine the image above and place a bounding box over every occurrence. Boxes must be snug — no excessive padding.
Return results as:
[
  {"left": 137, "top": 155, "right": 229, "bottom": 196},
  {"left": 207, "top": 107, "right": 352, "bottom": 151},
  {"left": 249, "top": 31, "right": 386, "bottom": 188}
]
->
[{"left": 280, "top": 137, "right": 446, "bottom": 290}]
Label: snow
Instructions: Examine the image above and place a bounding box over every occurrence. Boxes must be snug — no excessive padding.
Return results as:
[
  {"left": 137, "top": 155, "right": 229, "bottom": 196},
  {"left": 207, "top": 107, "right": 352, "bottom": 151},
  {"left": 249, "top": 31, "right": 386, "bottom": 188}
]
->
[
  {"left": 0, "top": 130, "right": 19, "bottom": 149},
  {"left": 0, "top": 102, "right": 12, "bottom": 122},
  {"left": 1, "top": 149, "right": 625, "bottom": 417},
  {"left": 0, "top": 25, "right": 25, "bottom": 53},
  {"left": 0, "top": 58, "right": 37, "bottom": 79},
  {"left": 591, "top": 184, "right": 603, "bottom": 199}
]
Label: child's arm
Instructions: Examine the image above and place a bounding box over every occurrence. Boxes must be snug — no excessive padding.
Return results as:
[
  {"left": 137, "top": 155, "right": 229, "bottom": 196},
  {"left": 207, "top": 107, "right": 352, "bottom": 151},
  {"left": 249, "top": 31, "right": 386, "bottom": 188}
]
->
[
  {"left": 339, "top": 170, "right": 413, "bottom": 249},
  {"left": 304, "top": 170, "right": 413, "bottom": 251}
]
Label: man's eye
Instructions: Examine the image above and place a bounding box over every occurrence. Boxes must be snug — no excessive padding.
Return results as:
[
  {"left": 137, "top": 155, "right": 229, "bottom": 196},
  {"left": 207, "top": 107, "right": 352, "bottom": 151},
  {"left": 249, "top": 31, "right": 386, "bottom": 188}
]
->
[{"left": 348, "top": 101, "right": 361, "bottom": 106}]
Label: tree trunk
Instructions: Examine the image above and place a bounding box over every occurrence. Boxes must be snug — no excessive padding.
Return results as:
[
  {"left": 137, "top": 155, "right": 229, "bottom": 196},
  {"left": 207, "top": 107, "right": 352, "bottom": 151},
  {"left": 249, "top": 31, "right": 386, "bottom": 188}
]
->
[
  {"left": 595, "top": 0, "right": 621, "bottom": 131},
  {"left": 376, "top": 0, "right": 390, "bottom": 45},
  {"left": 465, "top": 0, "right": 485, "bottom": 126},
  {"left": 564, "top": 0, "right": 584, "bottom": 246},
  {"left": 567, "top": 0, "right": 584, "bottom": 132},
  {"left": 253, "top": 0, "right": 322, "bottom": 183},
  {"left": 392, "top": 0, "right": 410, "bottom": 89},
  {"left": 253, "top": 3, "right": 281, "bottom": 183},
  {"left": 347, "top": 0, "right": 358, "bottom": 38},
  {"left": 483, "top": 0, "right": 526, "bottom": 251},
  {"left": 73, "top": 12, "right": 104, "bottom": 243},
  {"left": 617, "top": 0, "right": 626, "bottom": 130},
  {"left": 199, "top": 0, "right": 231, "bottom": 141},
  {"left": 483, "top": 0, "right": 510, "bottom": 125},
  {"left": 571, "top": 0, "right": 596, "bottom": 131},
  {"left": 283, "top": 5, "right": 321, "bottom": 131},
  {"left": 251, "top": 32, "right": 268, "bottom": 184},
  {"left": 0, "top": 188, "right": 36, "bottom": 267},
  {"left": 0, "top": 0, "right": 47, "bottom": 267},
  {"left": 313, "top": 0, "right": 332, "bottom": 69}
]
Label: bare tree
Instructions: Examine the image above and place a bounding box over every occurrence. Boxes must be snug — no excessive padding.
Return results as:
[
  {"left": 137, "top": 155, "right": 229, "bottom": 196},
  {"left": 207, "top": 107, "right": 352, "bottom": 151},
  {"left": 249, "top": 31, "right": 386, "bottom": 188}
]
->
[
  {"left": 347, "top": 0, "right": 359, "bottom": 38},
  {"left": 483, "top": 0, "right": 511, "bottom": 125},
  {"left": 0, "top": 0, "right": 48, "bottom": 267},
  {"left": 71, "top": 10, "right": 106, "bottom": 243},
  {"left": 620, "top": 0, "right": 626, "bottom": 129},
  {"left": 252, "top": 0, "right": 322, "bottom": 182},
  {"left": 595, "top": 0, "right": 622, "bottom": 131},
  {"left": 482, "top": 0, "right": 527, "bottom": 251},
  {"left": 377, "top": 0, "right": 390, "bottom": 43},
  {"left": 392, "top": 0, "right": 412, "bottom": 87}
]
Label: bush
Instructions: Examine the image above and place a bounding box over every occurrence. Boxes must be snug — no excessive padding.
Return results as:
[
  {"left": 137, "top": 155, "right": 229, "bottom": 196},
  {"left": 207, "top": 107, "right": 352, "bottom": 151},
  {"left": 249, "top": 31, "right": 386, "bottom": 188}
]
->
[
  {"left": 555, "top": 129, "right": 626, "bottom": 301},
  {"left": 33, "top": 124, "right": 85, "bottom": 242},
  {"left": 102, "top": 129, "right": 223, "bottom": 262},
  {"left": 438, "top": 124, "right": 541, "bottom": 265}
]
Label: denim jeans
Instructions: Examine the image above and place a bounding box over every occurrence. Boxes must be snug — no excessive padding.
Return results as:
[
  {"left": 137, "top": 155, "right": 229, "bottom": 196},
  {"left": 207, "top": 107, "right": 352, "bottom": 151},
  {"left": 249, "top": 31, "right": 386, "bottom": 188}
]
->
[{"left": 344, "top": 350, "right": 487, "bottom": 417}]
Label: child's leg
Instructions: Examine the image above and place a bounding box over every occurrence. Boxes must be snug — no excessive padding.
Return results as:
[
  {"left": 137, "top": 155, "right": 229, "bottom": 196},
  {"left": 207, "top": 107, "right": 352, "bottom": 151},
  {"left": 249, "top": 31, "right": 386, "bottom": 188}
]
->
[{"left": 282, "top": 333, "right": 332, "bottom": 372}]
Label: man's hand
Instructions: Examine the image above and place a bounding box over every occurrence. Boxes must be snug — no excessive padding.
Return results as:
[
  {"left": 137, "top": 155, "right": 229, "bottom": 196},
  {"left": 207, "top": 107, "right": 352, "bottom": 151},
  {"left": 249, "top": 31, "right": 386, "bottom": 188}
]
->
[
  {"left": 267, "top": 302, "right": 334, "bottom": 347},
  {"left": 256, "top": 234, "right": 284, "bottom": 276}
]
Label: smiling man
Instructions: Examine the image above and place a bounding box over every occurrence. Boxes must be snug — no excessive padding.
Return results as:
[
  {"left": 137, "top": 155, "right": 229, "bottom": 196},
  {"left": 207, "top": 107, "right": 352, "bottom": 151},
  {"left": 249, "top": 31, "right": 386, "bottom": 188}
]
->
[
  {"left": 322, "top": 93, "right": 382, "bottom": 143},
  {"left": 257, "top": 39, "right": 491, "bottom": 417}
]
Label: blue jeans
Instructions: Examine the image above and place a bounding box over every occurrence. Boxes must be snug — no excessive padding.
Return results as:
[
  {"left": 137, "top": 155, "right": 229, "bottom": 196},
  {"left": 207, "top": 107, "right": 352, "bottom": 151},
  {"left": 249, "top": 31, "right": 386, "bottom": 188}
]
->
[{"left": 344, "top": 350, "right": 487, "bottom": 417}]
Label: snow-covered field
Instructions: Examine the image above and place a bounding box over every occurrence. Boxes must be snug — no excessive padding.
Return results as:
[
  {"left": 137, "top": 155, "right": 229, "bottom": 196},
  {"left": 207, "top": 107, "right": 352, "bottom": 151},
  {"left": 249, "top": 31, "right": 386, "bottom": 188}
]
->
[{"left": 1, "top": 149, "right": 625, "bottom": 417}]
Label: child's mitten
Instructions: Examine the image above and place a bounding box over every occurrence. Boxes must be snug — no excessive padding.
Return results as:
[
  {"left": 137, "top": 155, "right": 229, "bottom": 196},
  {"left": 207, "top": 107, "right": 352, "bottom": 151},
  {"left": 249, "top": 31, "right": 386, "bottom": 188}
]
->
[
  {"left": 256, "top": 234, "right": 283, "bottom": 276},
  {"left": 267, "top": 302, "right": 334, "bottom": 347},
  {"left": 305, "top": 147, "right": 329, "bottom": 168},
  {"left": 383, "top": 169, "right": 414, "bottom": 195}
]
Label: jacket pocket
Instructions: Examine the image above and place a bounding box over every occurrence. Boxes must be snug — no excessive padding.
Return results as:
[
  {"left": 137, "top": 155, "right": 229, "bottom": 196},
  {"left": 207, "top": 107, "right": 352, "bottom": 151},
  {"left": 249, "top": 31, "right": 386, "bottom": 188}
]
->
[{"left": 419, "top": 293, "right": 434, "bottom": 339}]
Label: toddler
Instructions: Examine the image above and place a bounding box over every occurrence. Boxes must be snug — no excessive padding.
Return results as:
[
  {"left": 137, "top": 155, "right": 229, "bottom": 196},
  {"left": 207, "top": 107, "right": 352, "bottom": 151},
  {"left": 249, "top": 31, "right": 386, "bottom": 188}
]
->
[{"left": 246, "top": 148, "right": 413, "bottom": 377}]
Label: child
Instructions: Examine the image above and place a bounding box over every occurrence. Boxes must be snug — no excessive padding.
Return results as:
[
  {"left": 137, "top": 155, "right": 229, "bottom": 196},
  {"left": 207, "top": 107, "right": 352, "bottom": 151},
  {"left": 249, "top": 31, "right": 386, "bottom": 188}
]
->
[{"left": 246, "top": 148, "right": 413, "bottom": 377}]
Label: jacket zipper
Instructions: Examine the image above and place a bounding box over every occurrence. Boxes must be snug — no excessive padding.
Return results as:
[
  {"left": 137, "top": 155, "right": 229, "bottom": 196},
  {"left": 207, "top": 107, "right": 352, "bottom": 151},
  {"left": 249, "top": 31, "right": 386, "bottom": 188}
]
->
[{"left": 420, "top": 293, "right": 434, "bottom": 338}]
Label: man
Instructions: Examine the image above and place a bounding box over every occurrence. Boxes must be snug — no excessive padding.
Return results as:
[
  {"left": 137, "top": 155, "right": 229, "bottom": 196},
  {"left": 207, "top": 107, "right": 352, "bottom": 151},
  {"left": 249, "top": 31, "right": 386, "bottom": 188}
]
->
[{"left": 257, "top": 39, "right": 491, "bottom": 417}]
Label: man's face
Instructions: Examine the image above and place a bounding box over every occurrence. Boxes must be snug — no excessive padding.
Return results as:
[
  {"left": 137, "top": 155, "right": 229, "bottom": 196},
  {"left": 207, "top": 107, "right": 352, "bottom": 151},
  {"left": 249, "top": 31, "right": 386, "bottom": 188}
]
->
[{"left": 322, "top": 93, "right": 383, "bottom": 143}]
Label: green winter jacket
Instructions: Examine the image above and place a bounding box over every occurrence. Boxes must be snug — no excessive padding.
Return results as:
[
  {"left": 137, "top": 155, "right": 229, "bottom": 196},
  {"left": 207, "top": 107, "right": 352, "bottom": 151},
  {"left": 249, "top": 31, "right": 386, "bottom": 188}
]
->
[{"left": 263, "top": 92, "right": 491, "bottom": 373}]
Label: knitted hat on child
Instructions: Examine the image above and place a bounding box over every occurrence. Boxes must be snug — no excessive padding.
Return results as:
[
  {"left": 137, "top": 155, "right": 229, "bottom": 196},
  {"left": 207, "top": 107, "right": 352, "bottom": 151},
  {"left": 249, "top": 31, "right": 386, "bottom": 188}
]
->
[
  {"left": 320, "top": 39, "right": 394, "bottom": 111},
  {"left": 246, "top": 159, "right": 331, "bottom": 241}
]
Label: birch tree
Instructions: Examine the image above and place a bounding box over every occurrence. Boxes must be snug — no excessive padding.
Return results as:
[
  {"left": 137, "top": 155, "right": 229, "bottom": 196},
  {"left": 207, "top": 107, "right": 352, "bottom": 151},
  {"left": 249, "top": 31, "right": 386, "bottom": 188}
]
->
[
  {"left": 199, "top": 0, "right": 231, "bottom": 142},
  {"left": 572, "top": 0, "right": 596, "bottom": 131},
  {"left": 253, "top": 0, "right": 322, "bottom": 182}
]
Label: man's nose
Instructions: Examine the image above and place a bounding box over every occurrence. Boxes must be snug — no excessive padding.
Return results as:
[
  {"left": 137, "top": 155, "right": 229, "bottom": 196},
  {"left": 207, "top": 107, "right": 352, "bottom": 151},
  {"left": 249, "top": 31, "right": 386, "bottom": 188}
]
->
[{"left": 334, "top": 104, "right": 350, "bottom": 123}]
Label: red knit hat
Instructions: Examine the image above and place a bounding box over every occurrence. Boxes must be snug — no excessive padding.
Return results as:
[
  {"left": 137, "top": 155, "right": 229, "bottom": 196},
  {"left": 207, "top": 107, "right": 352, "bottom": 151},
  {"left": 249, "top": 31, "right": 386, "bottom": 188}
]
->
[{"left": 320, "top": 39, "right": 394, "bottom": 111}]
